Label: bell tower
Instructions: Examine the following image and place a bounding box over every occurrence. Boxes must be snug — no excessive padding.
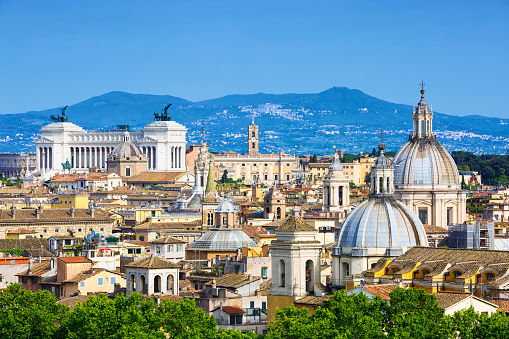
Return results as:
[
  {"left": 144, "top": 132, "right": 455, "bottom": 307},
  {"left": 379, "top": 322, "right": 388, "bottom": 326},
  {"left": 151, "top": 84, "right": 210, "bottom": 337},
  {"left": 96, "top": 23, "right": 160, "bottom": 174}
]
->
[{"left": 248, "top": 117, "right": 259, "bottom": 155}]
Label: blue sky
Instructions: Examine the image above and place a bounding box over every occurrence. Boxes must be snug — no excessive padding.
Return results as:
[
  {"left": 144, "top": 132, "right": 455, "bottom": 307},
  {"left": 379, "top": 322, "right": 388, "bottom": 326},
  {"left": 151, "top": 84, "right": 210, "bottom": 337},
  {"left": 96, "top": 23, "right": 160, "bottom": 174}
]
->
[{"left": 0, "top": 0, "right": 508, "bottom": 118}]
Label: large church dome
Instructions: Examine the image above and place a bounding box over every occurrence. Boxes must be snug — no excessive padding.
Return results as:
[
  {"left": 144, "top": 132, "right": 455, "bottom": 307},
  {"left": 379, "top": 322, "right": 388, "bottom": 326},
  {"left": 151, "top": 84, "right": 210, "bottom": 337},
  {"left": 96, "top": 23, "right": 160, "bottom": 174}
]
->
[
  {"left": 392, "top": 88, "right": 460, "bottom": 188},
  {"left": 335, "top": 147, "right": 427, "bottom": 257},
  {"left": 337, "top": 197, "right": 427, "bottom": 251},
  {"left": 393, "top": 138, "right": 460, "bottom": 187}
]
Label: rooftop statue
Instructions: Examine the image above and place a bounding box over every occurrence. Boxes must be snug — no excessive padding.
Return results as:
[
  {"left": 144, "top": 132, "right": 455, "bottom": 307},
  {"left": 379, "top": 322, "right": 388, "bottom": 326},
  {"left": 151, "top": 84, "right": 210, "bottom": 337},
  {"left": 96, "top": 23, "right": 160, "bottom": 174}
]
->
[
  {"left": 50, "top": 105, "right": 69, "bottom": 122},
  {"left": 154, "top": 103, "right": 172, "bottom": 121}
]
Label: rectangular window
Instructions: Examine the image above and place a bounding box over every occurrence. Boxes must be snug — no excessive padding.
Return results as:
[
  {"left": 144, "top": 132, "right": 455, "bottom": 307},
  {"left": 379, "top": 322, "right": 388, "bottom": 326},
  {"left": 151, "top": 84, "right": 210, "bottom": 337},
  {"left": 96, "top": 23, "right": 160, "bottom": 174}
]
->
[
  {"left": 167, "top": 245, "right": 174, "bottom": 252},
  {"left": 10, "top": 259, "right": 15, "bottom": 265},
  {"left": 98, "top": 277, "right": 104, "bottom": 286},
  {"left": 262, "top": 302, "right": 266, "bottom": 310},
  {"left": 264, "top": 175, "right": 268, "bottom": 180},
  {"left": 80, "top": 281, "right": 85, "bottom": 287},
  {"left": 250, "top": 301, "right": 255, "bottom": 308},
  {"left": 447, "top": 207, "right": 453, "bottom": 225},
  {"left": 261, "top": 267, "right": 267, "bottom": 278},
  {"left": 177, "top": 244, "right": 183, "bottom": 252},
  {"left": 156, "top": 246, "right": 161, "bottom": 254},
  {"left": 111, "top": 277, "right": 116, "bottom": 285},
  {"left": 286, "top": 174, "right": 290, "bottom": 180},
  {"left": 418, "top": 208, "right": 428, "bottom": 225},
  {"left": 55, "top": 229, "right": 59, "bottom": 233},
  {"left": 125, "top": 168, "right": 131, "bottom": 177},
  {"left": 275, "top": 175, "right": 278, "bottom": 180}
]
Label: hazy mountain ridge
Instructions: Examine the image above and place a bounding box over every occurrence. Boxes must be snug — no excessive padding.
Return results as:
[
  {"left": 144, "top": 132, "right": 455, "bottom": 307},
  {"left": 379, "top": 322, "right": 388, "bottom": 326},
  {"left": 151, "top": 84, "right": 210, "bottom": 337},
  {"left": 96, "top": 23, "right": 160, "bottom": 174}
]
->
[{"left": 1, "top": 87, "right": 508, "bottom": 155}]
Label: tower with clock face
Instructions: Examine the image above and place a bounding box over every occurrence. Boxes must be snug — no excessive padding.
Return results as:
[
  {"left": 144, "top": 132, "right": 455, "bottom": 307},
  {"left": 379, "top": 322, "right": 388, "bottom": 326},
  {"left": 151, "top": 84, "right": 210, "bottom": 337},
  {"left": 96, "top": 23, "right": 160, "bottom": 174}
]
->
[{"left": 248, "top": 117, "right": 259, "bottom": 155}]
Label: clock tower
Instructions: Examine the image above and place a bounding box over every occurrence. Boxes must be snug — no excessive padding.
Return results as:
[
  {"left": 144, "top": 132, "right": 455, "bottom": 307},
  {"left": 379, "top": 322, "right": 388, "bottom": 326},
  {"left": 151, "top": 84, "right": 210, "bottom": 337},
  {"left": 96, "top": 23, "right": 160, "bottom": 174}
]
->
[{"left": 248, "top": 117, "right": 259, "bottom": 155}]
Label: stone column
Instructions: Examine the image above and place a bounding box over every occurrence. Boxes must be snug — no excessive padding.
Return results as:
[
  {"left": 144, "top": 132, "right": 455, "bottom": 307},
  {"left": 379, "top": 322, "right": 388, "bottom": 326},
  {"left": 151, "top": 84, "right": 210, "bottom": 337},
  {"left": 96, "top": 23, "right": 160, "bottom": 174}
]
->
[
  {"left": 36, "top": 147, "right": 41, "bottom": 171},
  {"left": 153, "top": 146, "right": 156, "bottom": 170}
]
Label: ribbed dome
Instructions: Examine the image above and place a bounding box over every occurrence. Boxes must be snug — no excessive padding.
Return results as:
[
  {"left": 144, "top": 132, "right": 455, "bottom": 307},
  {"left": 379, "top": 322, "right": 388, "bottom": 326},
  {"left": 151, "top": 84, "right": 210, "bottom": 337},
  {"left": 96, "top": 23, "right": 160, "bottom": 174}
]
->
[
  {"left": 393, "top": 138, "right": 460, "bottom": 187},
  {"left": 216, "top": 200, "right": 236, "bottom": 213},
  {"left": 189, "top": 228, "right": 256, "bottom": 250},
  {"left": 337, "top": 196, "right": 427, "bottom": 250},
  {"left": 110, "top": 132, "right": 143, "bottom": 159}
]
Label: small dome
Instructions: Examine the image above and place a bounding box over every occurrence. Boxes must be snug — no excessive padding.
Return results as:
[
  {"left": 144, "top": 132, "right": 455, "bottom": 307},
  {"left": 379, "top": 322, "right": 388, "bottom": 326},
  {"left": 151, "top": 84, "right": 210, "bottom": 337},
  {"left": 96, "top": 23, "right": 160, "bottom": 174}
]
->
[
  {"left": 189, "top": 228, "right": 256, "bottom": 250},
  {"left": 393, "top": 138, "right": 459, "bottom": 187},
  {"left": 329, "top": 153, "right": 343, "bottom": 170},
  {"left": 216, "top": 200, "right": 236, "bottom": 213},
  {"left": 110, "top": 132, "right": 143, "bottom": 159},
  {"left": 336, "top": 196, "right": 427, "bottom": 250}
]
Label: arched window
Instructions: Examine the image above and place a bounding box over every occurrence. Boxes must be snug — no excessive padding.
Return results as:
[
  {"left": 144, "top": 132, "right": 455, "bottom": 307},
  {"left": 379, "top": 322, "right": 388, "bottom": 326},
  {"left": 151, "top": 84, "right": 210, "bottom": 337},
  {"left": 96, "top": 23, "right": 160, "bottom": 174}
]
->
[
  {"left": 420, "top": 121, "right": 425, "bottom": 137},
  {"left": 140, "top": 275, "right": 146, "bottom": 294},
  {"left": 167, "top": 275, "right": 174, "bottom": 294},
  {"left": 265, "top": 207, "right": 270, "bottom": 214},
  {"left": 379, "top": 177, "right": 383, "bottom": 193},
  {"left": 342, "top": 262, "right": 350, "bottom": 278},
  {"left": 387, "top": 177, "right": 390, "bottom": 193},
  {"left": 279, "top": 259, "right": 286, "bottom": 287},
  {"left": 305, "top": 260, "right": 314, "bottom": 293},
  {"left": 130, "top": 274, "right": 136, "bottom": 292},
  {"left": 207, "top": 211, "right": 214, "bottom": 225},
  {"left": 154, "top": 275, "right": 161, "bottom": 293},
  {"left": 276, "top": 207, "right": 281, "bottom": 219}
]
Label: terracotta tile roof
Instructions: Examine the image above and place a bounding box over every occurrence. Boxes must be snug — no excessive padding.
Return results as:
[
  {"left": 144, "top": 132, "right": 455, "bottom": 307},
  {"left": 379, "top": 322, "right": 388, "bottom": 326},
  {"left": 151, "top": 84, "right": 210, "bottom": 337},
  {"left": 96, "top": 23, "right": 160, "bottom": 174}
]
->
[
  {"left": 222, "top": 306, "right": 245, "bottom": 314},
  {"left": 21, "top": 248, "right": 54, "bottom": 257},
  {"left": 424, "top": 224, "right": 448, "bottom": 233},
  {"left": 58, "top": 257, "right": 92, "bottom": 264},
  {"left": 56, "top": 295, "right": 90, "bottom": 310},
  {"left": 51, "top": 173, "right": 117, "bottom": 182},
  {"left": 294, "top": 295, "right": 329, "bottom": 306},
  {"left": 133, "top": 220, "right": 201, "bottom": 230},
  {"left": 0, "top": 208, "right": 114, "bottom": 223},
  {"left": 435, "top": 292, "right": 473, "bottom": 309},
  {"left": 124, "top": 255, "right": 180, "bottom": 269},
  {"left": 17, "top": 261, "right": 51, "bottom": 277},
  {"left": 361, "top": 285, "right": 398, "bottom": 301},
  {"left": 365, "top": 258, "right": 391, "bottom": 273},
  {"left": 151, "top": 236, "right": 186, "bottom": 244},
  {"left": 0, "top": 238, "right": 50, "bottom": 252},
  {"left": 490, "top": 298, "right": 509, "bottom": 312},
  {"left": 276, "top": 217, "right": 316, "bottom": 232},
  {"left": 211, "top": 274, "right": 261, "bottom": 289},
  {"left": 7, "top": 228, "right": 36, "bottom": 234},
  {"left": 126, "top": 172, "right": 186, "bottom": 183},
  {"left": 261, "top": 218, "right": 288, "bottom": 228},
  {"left": 416, "top": 260, "right": 449, "bottom": 277}
]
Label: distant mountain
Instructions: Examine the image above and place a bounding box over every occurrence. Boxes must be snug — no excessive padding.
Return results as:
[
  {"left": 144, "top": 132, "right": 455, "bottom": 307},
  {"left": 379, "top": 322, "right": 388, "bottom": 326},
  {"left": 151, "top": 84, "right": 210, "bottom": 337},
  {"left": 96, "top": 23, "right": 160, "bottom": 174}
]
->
[{"left": 1, "top": 87, "right": 508, "bottom": 155}]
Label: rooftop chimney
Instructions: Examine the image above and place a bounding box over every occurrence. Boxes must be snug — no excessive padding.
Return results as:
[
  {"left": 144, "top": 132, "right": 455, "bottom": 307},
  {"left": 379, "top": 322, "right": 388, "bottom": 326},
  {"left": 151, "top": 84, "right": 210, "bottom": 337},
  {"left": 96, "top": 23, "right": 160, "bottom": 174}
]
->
[
  {"left": 35, "top": 206, "right": 42, "bottom": 219},
  {"left": 11, "top": 205, "right": 15, "bottom": 219}
]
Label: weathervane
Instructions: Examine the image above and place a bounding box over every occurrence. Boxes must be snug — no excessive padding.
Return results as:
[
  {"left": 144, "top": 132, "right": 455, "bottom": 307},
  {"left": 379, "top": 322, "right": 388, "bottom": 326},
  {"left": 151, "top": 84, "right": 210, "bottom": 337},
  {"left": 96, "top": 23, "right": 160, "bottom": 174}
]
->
[{"left": 419, "top": 80, "right": 426, "bottom": 91}]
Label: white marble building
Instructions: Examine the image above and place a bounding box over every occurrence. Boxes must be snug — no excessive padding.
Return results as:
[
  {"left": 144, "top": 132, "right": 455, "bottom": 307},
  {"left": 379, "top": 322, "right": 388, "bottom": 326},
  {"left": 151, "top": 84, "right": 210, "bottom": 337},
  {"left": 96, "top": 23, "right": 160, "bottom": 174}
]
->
[{"left": 34, "top": 119, "right": 187, "bottom": 179}]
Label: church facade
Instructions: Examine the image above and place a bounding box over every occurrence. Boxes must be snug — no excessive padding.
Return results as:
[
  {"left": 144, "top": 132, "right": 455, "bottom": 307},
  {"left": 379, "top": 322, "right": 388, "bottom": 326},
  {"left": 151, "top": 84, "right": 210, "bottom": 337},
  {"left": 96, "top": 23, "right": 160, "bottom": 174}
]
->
[{"left": 393, "top": 88, "right": 467, "bottom": 227}]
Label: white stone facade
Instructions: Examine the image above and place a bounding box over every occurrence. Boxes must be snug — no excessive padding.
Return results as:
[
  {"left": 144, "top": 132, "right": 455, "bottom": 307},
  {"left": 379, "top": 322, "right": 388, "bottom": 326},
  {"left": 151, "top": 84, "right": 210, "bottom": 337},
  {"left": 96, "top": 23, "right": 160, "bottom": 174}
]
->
[
  {"left": 35, "top": 120, "right": 187, "bottom": 179},
  {"left": 126, "top": 266, "right": 179, "bottom": 296}
]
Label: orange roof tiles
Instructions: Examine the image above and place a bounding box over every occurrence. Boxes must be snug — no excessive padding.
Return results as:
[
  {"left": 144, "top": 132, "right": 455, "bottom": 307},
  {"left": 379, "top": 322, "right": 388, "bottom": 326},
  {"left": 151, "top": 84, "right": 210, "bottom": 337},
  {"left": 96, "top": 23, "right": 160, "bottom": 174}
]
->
[{"left": 58, "top": 257, "right": 92, "bottom": 264}]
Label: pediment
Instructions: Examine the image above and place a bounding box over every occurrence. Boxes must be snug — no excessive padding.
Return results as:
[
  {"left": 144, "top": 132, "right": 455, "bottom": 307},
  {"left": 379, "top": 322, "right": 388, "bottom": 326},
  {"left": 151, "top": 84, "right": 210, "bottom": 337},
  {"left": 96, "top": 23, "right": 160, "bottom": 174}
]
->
[{"left": 35, "top": 137, "right": 53, "bottom": 144}]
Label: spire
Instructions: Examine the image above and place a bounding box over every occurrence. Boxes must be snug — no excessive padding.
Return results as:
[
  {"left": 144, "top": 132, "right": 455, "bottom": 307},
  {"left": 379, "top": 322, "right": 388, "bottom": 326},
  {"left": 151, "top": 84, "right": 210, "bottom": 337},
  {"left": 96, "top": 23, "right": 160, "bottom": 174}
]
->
[
  {"left": 251, "top": 116, "right": 255, "bottom": 125},
  {"left": 204, "top": 155, "right": 216, "bottom": 196}
]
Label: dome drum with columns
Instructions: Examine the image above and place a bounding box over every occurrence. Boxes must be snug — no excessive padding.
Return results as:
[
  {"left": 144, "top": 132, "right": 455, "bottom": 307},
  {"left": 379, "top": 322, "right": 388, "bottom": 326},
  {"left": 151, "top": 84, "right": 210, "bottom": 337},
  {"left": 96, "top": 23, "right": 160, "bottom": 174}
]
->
[
  {"left": 393, "top": 87, "right": 466, "bottom": 227},
  {"left": 332, "top": 142, "right": 428, "bottom": 288}
]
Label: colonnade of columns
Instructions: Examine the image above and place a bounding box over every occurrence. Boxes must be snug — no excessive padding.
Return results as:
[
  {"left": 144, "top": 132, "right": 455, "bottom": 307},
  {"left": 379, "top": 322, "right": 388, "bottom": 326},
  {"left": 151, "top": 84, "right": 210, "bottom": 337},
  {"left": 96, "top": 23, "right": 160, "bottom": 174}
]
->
[
  {"left": 141, "top": 145, "right": 184, "bottom": 170},
  {"left": 37, "top": 146, "right": 53, "bottom": 171},
  {"left": 70, "top": 147, "right": 113, "bottom": 170}
]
